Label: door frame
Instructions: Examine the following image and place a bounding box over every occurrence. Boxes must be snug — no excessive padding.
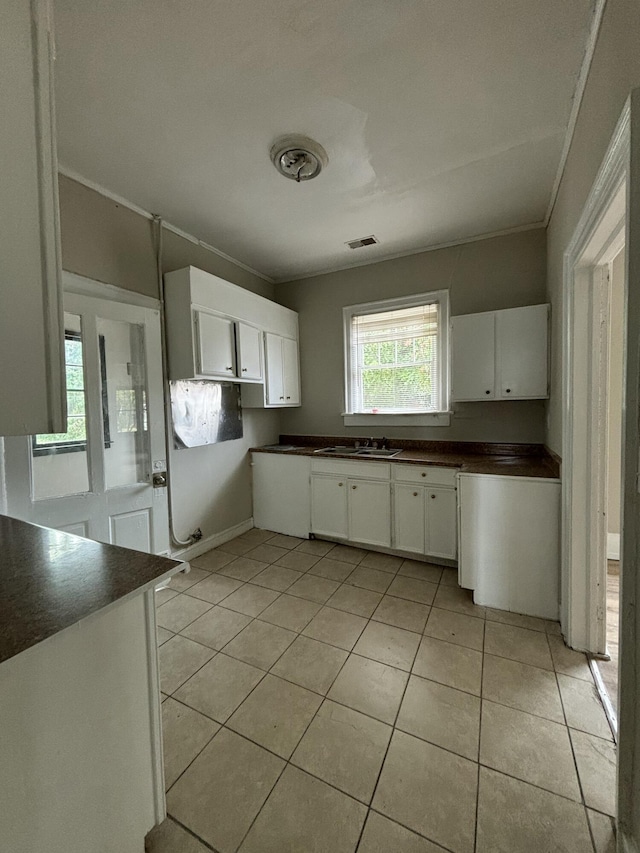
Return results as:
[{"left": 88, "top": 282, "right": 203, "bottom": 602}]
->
[
  {"left": 562, "top": 92, "right": 640, "bottom": 853},
  {"left": 562, "top": 101, "right": 629, "bottom": 654}
]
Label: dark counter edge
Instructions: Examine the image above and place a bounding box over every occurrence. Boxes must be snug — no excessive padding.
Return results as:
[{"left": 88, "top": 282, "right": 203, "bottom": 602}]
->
[
  {"left": 0, "top": 515, "right": 183, "bottom": 666},
  {"left": 250, "top": 435, "right": 561, "bottom": 479}
]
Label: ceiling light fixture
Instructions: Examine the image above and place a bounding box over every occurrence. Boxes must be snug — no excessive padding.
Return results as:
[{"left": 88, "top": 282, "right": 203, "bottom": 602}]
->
[{"left": 270, "top": 135, "right": 328, "bottom": 183}]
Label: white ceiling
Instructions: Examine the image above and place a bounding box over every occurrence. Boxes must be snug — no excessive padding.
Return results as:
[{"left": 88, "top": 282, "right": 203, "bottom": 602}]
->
[{"left": 53, "top": 0, "right": 594, "bottom": 282}]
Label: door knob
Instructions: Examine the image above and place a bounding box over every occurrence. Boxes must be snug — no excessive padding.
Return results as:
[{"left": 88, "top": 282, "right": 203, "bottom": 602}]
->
[{"left": 153, "top": 472, "right": 167, "bottom": 488}]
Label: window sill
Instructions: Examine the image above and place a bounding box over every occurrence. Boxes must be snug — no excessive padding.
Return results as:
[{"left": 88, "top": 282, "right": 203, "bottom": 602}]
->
[{"left": 342, "top": 412, "right": 451, "bottom": 427}]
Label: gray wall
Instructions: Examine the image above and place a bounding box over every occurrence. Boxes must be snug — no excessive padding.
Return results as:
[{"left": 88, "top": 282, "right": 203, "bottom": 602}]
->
[
  {"left": 58, "top": 175, "right": 275, "bottom": 301},
  {"left": 546, "top": 0, "right": 640, "bottom": 455},
  {"left": 276, "top": 228, "right": 547, "bottom": 443},
  {"left": 57, "top": 175, "right": 280, "bottom": 546}
]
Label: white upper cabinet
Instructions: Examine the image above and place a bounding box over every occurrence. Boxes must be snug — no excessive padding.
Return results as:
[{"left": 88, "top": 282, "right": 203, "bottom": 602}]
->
[
  {"left": 265, "top": 333, "right": 285, "bottom": 404},
  {"left": 0, "top": 0, "right": 65, "bottom": 435},
  {"left": 450, "top": 312, "right": 496, "bottom": 401},
  {"left": 237, "top": 322, "right": 263, "bottom": 380},
  {"left": 282, "top": 337, "right": 301, "bottom": 406},
  {"left": 164, "top": 267, "right": 299, "bottom": 405},
  {"left": 450, "top": 304, "right": 549, "bottom": 401},
  {"left": 496, "top": 305, "right": 549, "bottom": 399},
  {"left": 196, "top": 311, "right": 236, "bottom": 377}
]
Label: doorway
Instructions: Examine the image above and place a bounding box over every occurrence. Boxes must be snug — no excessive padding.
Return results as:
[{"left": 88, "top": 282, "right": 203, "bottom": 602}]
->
[{"left": 3, "top": 276, "right": 169, "bottom": 554}]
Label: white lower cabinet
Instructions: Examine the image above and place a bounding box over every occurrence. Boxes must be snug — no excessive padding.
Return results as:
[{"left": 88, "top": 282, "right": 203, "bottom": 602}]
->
[
  {"left": 310, "top": 474, "right": 348, "bottom": 540},
  {"left": 393, "top": 480, "right": 457, "bottom": 560},
  {"left": 348, "top": 479, "right": 391, "bottom": 548},
  {"left": 393, "top": 485, "right": 426, "bottom": 555},
  {"left": 308, "top": 460, "right": 455, "bottom": 560},
  {"left": 458, "top": 473, "right": 560, "bottom": 619},
  {"left": 426, "top": 486, "right": 458, "bottom": 560}
]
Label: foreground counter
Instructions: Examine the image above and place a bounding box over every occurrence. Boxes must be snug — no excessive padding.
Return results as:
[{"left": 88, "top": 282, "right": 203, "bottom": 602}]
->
[{"left": 0, "top": 515, "right": 182, "bottom": 853}]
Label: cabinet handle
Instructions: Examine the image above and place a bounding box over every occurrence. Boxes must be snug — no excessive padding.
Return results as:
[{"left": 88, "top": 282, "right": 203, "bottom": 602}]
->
[
  {"left": 279, "top": 396, "right": 284, "bottom": 400},
  {"left": 338, "top": 482, "right": 343, "bottom": 487},
  {"left": 431, "top": 494, "right": 436, "bottom": 499},
  {"left": 485, "top": 390, "right": 491, "bottom": 395},
  {"left": 352, "top": 485, "right": 357, "bottom": 490},
  {"left": 226, "top": 366, "right": 233, "bottom": 371},
  {"left": 242, "top": 367, "right": 248, "bottom": 372},
  {"left": 421, "top": 472, "right": 426, "bottom": 478},
  {"left": 286, "top": 396, "right": 291, "bottom": 399},
  {"left": 505, "top": 388, "right": 511, "bottom": 393},
  {"left": 413, "top": 491, "right": 418, "bottom": 497}
]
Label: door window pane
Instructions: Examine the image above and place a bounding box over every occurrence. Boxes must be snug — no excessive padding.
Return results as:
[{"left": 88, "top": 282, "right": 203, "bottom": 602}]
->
[
  {"left": 32, "top": 313, "right": 90, "bottom": 499},
  {"left": 97, "top": 318, "right": 150, "bottom": 489}
]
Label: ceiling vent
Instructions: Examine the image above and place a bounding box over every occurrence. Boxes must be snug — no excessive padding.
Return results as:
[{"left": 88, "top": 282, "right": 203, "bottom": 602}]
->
[{"left": 346, "top": 235, "right": 379, "bottom": 249}]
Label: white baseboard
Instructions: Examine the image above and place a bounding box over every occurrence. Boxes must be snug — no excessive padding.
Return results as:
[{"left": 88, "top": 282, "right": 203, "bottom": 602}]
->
[
  {"left": 608, "top": 532, "right": 620, "bottom": 561},
  {"left": 170, "top": 518, "right": 254, "bottom": 562}
]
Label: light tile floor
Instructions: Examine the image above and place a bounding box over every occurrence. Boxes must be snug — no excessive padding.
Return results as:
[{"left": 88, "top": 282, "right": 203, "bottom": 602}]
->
[{"left": 147, "top": 529, "right": 617, "bottom": 853}]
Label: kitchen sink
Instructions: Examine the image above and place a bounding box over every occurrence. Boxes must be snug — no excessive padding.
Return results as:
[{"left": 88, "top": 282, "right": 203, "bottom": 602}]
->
[
  {"left": 313, "top": 446, "right": 361, "bottom": 455},
  {"left": 314, "top": 446, "right": 402, "bottom": 459}
]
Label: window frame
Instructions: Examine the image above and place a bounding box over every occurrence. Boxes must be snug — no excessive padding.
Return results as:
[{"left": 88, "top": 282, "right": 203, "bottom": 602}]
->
[
  {"left": 342, "top": 290, "right": 450, "bottom": 427},
  {"left": 32, "top": 331, "right": 111, "bottom": 456}
]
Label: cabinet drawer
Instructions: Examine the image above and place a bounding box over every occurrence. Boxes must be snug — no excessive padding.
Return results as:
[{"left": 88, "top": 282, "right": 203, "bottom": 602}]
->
[
  {"left": 392, "top": 465, "right": 457, "bottom": 487},
  {"left": 311, "top": 459, "right": 391, "bottom": 480}
]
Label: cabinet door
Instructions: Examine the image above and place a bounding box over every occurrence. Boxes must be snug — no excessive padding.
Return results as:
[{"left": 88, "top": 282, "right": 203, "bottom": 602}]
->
[
  {"left": 450, "top": 313, "right": 495, "bottom": 401},
  {"left": 237, "top": 322, "right": 262, "bottom": 380},
  {"left": 426, "top": 487, "right": 457, "bottom": 560},
  {"left": 265, "top": 333, "right": 285, "bottom": 405},
  {"left": 282, "top": 337, "right": 301, "bottom": 405},
  {"left": 311, "top": 475, "right": 348, "bottom": 539},
  {"left": 195, "top": 311, "right": 235, "bottom": 377},
  {"left": 496, "top": 305, "right": 549, "bottom": 399},
  {"left": 0, "top": 0, "right": 65, "bottom": 435},
  {"left": 348, "top": 479, "right": 391, "bottom": 548},
  {"left": 394, "top": 484, "right": 425, "bottom": 554}
]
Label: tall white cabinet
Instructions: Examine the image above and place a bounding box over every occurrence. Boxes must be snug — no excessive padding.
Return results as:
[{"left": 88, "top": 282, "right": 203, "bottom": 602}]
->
[
  {"left": 0, "top": 0, "right": 65, "bottom": 435},
  {"left": 451, "top": 304, "right": 549, "bottom": 401}
]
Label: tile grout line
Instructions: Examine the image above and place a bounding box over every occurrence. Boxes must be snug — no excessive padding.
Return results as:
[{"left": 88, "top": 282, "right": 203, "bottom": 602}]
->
[
  {"left": 473, "top": 617, "right": 487, "bottom": 853},
  {"left": 546, "top": 630, "right": 599, "bottom": 853},
  {"left": 158, "top": 532, "right": 590, "bottom": 852}
]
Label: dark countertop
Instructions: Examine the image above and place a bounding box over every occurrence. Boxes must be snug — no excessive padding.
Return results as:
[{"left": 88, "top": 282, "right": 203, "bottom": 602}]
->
[
  {"left": 0, "top": 515, "right": 182, "bottom": 665},
  {"left": 251, "top": 436, "right": 560, "bottom": 480}
]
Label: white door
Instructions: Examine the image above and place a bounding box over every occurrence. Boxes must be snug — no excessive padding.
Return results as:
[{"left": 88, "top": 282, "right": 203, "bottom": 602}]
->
[
  {"left": 348, "top": 479, "right": 391, "bottom": 547},
  {"left": 237, "top": 322, "right": 262, "bottom": 380},
  {"left": 282, "top": 337, "right": 301, "bottom": 405},
  {"left": 265, "top": 333, "right": 285, "bottom": 405},
  {"left": 394, "top": 484, "right": 425, "bottom": 554},
  {"left": 311, "top": 475, "right": 348, "bottom": 539},
  {"left": 426, "top": 486, "right": 457, "bottom": 560},
  {"left": 196, "top": 310, "right": 236, "bottom": 377},
  {"left": 496, "top": 305, "right": 548, "bottom": 399},
  {"left": 3, "top": 289, "right": 169, "bottom": 554},
  {"left": 450, "top": 312, "right": 495, "bottom": 401}
]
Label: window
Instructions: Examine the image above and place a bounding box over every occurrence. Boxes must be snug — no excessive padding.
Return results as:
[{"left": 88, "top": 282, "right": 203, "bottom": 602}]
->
[
  {"left": 343, "top": 291, "right": 449, "bottom": 425},
  {"left": 33, "top": 332, "right": 111, "bottom": 455}
]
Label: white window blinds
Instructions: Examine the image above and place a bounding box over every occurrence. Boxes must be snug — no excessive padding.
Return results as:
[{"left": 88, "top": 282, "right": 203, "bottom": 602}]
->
[{"left": 349, "top": 301, "right": 441, "bottom": 413}]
